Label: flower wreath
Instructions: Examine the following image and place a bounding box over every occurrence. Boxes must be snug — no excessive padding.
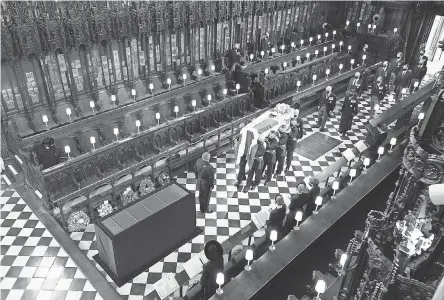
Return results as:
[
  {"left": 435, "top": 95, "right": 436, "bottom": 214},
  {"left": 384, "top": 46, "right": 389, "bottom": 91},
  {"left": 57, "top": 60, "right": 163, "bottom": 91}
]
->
[
  {"left": 67, "top": 210, "right": 90, "bottom": 232},
  {"left": 157, "top": 171, "right": 171, "bottom": 187},
  {"left": 139, "top": 176, "right": 156, "bottom": 197}
]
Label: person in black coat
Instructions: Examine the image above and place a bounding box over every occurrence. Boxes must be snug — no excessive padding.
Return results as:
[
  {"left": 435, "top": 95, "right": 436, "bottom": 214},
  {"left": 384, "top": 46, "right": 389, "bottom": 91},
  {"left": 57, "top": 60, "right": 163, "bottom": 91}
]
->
[
  {"left": 339, "top": 93, "right": 359, "bottom": 136},
  {"left": 305, "top": 178, "right": 321, "bottom": 217},
  {"left": 394, "top": 64, "right": 412, "bottom": 102},
  {"left": 370, "top": 77, "right": 387, "bottom": 116},
  {"left": 374, "top": 61, "right": 390, "bottom": 84},
  {"left": 283, "top": 183, "right": 309, "bottom": 235},
  {"left": 265, "top": 195, "right": 287, "bottom": 240},
  {"left": 410, "top": 58, "right": 428, "bottom": 93},
  {"left": 317, "top": 86, "right": 337, "bottom": 132},
  {"left": 200, "top": 241, "right": 224, "bottom": 300},
  {"left": 286, "top": 116, "right": 304, "bottom": 172},
  {"left": 262, "top": 131, "right": 278, "bottom": 186},
  {"left": 195, "top": 152, "right": 215, "bottom": 213},
  {"left": 36, "top": 137, "right": 61, "bottom": 170}
]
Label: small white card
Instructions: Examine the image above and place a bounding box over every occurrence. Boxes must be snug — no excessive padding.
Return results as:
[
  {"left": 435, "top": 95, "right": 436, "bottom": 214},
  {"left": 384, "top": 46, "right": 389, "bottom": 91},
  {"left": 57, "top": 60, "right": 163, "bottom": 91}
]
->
[
  {"left": 343, "top": 149, "right": 356, "bottom": 161},
  {"left": 251, "top": 209, "right": 269, "bottom": 229},
  {"left": 355, "top": 140, "right": 368, "bottom": 153},
  {"left": 183, "top": 255, "right": 203, "bottom": 279}
]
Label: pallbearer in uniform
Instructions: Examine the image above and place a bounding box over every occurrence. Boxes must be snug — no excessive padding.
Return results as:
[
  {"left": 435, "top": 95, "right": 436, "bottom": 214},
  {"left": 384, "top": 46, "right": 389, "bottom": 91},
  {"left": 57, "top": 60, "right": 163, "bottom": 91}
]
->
[
  {"left": 317, "top": 86, "right": 336, "bottom": 132},
  {"left": 285, "top": 116, "right": 304, "bottom": 172},
  {"left": 339, "top": 92, "right": 358, "bottom": 136},
  {"left": 274, "top": 124, "right": 290, "bottom": 178},
  {"left": 410, "top": 58, "right": 428, "bottom": 92},
  {"left": 394, "top": 64, "right": 412, "bottom": 102},
  {"left": 374, "top": 61, "right": 389, "bottom": 84},
  {"left": 347, "top": 72, "right": 361, "bottom": 94},
  {"left": 243, "top": 136, "right": 266, "bottom": 192},
  {"left": 261, "top": 131, "right": 278, "bottom": 186},
  {"left": 388, "top": 52, "right": 404, "bottom": 88},
  {"left": 195, "top": 152, "right": 215, "bottom": 213},
  {"left": 370, "top": 77, "right": 387, "bottom": 115}
]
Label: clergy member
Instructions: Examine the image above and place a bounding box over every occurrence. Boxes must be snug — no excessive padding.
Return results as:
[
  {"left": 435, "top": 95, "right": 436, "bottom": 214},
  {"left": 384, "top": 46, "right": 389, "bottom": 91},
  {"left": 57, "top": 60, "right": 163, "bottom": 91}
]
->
[
  {"left": 339, "top": 92, "right": 358, "bottom": 136},
  {"left": 262, "top": 131, "right": 278, "bottom": 186},
  {"left": 37, "top": 137, "right": 61, "bottom": 170},
  {"left": 317, "top": 86, "right": 336, "bottom": 132},
  {"left": 195, "top": 152, "right": 215, "bottom": 213},
  {"left": 243, "top": 136, "right": 266, "bottom": 192}
]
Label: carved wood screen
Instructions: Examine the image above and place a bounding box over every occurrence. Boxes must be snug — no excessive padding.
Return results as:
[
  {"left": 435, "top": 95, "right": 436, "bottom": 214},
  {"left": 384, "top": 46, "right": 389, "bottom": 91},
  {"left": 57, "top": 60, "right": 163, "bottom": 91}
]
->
[{"left": 1, "top": 1, "right": 328, "bottom": 117}]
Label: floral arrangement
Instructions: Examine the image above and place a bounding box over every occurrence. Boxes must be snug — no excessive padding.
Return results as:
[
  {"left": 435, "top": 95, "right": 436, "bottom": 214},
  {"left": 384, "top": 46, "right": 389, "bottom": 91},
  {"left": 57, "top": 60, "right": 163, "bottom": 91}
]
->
[
  {"left": 121, "top": 187, "right": 138, "bottom": 206},
  {"left": 272, "top": 103, "right": 292, "bottom": 115},
  {"left": 67, "top": 210, "right": 90, "bottom": 232},
  {"left": 157, "top": 171, "right": 171, "bottom": 187},
  {"left": 97, "top": 200, "right": 113, "bottom": 218},
  {"left": 139, "top": 177, "right": 156, "bottom": 197}
]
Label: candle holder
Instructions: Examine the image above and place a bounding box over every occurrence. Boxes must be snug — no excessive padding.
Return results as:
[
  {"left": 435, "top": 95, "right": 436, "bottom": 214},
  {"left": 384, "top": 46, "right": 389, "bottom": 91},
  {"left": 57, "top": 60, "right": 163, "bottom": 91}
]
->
[
  {"left": 349, "top": 168, "right": 356, "bottom": 185},
  {"left": 111, "top": 94, "right": 116, "bottom": 108},
  {"left": 66, "top": 108, "right": 72, "bottom": 123},
  {"left": 269, "top": 230, "right": 277, "bottom": 251},
  {"left": 42, "top": 115, "right": 49, "bottom": 130},
  {"left": 90, "top": 136, "right": 96, "bottom": 150},
  {"left": 294, "top": 211, "right": 303, "bottom": 230},
  {"left": 135, "top": 120, "right": 141, "bottom": 133},
  {"left": 149, "top": 83, "right": 154, "bottom": 96},
  {"left": 313, "top": 196, "right": 322, "bottom": 214},
  {"left": 331, "top": 181, "right": 339, "bottom": 200},
  {"left": 113, "top": 128, "right": 119, "bottom": 141}
]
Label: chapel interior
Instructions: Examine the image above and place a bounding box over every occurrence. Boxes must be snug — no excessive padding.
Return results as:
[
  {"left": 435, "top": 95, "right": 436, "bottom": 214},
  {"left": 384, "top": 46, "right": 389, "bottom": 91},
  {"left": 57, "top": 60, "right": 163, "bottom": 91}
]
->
[{"left": 1, "top": 1, "right": 444, "bottom": 300}]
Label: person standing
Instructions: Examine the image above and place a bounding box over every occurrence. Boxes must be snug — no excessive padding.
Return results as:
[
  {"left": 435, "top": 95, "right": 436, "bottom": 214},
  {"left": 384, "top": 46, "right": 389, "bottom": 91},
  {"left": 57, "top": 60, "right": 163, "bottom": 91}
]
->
[
  {"left": 305, "top": 178, "right": 321, "bottom": 217},
  {"left": 265, "top": 195, "right": 287, "bottom": 240},
  {"left": 388, "top": 52, "right": 404, "bottom": 87},
  {"left": 260, "top": 33, "right": 271, "bottom": 60},
  {"left": 243, "top": 136, "right": 266, "bottom": 192},
  {"left": 317, "top": 86, "right": 336, "bottom": 132},
  {"left": 394, "top": 64, "right": 412, "bottom": 102},
  {"left": 339, "top": 92, "right": 359, "bottom": 136},
  {"left": 285, "top": 117, "right": 304, "bottom": 172},
  {"left": 234, "top": 123, "right": 247, "bottom": 187},
  {"left": 274, "top": 124, "right": 290, "bottom": 178},
  {"left": 370, "top": 77, "right": 387, "bottom": 116},
  {"left": 195, "top": 152, "right": 215, "bottom": 213},
  {"left": 374, "top": 61, "right": 390, "bottom": 84},
  {"left": 200, "top": 241, "right": 224, "bottom": 300},
  {"left": 36, "top": 137, "right": 61, "bottom": 170},
  {"left": 261, "top": 131, "right": 278, "bottom": 186},
  {"left": 410, "top": 58, "right": 428, "bottom": 93},
  {"left": 347, "top": 72, "right": 361, "bottom": 94}
]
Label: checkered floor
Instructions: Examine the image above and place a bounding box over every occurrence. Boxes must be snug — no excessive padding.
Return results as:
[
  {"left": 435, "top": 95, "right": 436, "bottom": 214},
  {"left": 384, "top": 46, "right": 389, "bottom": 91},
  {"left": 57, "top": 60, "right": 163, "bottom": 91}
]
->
[{"left": 0, "top": 75, "right": 432, "bottom": 300}]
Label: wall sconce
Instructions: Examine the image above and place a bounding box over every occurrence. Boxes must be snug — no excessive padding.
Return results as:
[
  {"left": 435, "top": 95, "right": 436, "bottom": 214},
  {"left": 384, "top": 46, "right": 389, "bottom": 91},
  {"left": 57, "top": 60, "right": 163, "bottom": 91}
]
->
[
  {"left": 155, "top": 112, "right": 161, "bottom": 125},
  {"left": 296, "top": 80, "right": 301, "bottom": 91},
  {"left": 314, "top": 196, "right": 323, "bottom": 214},
  {"left": 174, "top": 105, "right": 179, "bottom": 118},
  {"left": 90, "top": 101, "right": 95, "bottom": 113},
  {"left": 182, "top": 73, "right": 187, "bottom": 86},
  {"left": 245, "top": 249, "right": 254, "bottom": 271},
  {"left": 377, "top": 146, "right": 385, "bottom": 161},
  {"left": 269, "top": 230, "right": 277, "bottom": 251},
  {"left": 332, "top": 180, "right": 339, "bottom": 199},
  {"left": 389, "top": 137, "right": 397, "bottom": 152},
  {"left": 66, "top": 108, "right": 72, "bottom": 122},
  {"left": 191, "top": 99, "right": 196, "bottom": 111},
  {"left": 90, "top": 136, "right": 96, "bottom": 150},
  {"left": 111, "top": 94, "right": 116, "bottom": 108},
  {"left": 236, "top": 83, "right": 240, "bottom": 95},
  {"left": 149, "top": 83, "right": 154, "bottom": 96},
  {"left": 294, "top": 211, "right": 303, "bottom": 230},
  {"left": 65, "top": 146, "right": 71, "bottom": 159},
  {"left": 113, "top": 127, "right": 119, "bottom": 141},
  {"left": 131, "top": 88, "right": 136, "bottom": 101},
  {"left": 135, "top": 120, "right": 141, "bottom": 133},
  {"left": 350, "top": 59, "right": 355, "bottom": 69},
  {"left": 166, "top": 78, "right": 171, "bottom": 90},
  {"left": 363, "top": 157, "right": 371, "bottom": 174},
  {"left": 216, "top": 273, "right": 224, "bottom": 295},
  {"left": 349, "top": 168, "right": 356, "bottom": 185},
  {"left": 42, "top": 114, "right": 49, "bottom": 129}
]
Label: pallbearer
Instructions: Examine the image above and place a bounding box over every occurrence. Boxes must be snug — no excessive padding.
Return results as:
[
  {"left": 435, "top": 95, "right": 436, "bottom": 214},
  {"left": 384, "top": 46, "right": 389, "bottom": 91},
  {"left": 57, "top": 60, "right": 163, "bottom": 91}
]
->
[
  {"left": 339, "top": 92, "right": 359, "bottom": 137},
  {"left": 243, "top": 136, "right": 266, "bottom": 192},
  {"left": 194, "top": 152, "right": 215, "bottom": 214},
  {"left": 317, "top": 86, "right": 337, "bottom": 132},
  {"left": 261, "top": 131, "right": 278, "bottom": 186},
  {"left": 274, "top": 124, "right": 290, "bottom": 178}
]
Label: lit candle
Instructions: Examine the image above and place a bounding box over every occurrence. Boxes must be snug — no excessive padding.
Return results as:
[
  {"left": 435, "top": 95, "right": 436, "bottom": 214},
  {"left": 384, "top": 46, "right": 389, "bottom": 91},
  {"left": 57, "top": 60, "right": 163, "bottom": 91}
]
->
[
  {"left": 315, "top": 50, "right": 319, "bottom": 57},
  {"left": 294, "top": 211, "right": 303, "bottom": 230},
  {"left": 331, "top": 44, "right": 336, "bottom": 53},
  {"left": 135, "top": 120, "right": 141, "bottom": 133},
  {"left": 149, "top": 83, "right": 154, "bottom": 95},
  {"left": 315, "top": 280, "right": 326, "bottom": 298},
  {"left": 283, "top": 61, "right": 287, "bottom": 68},
  {"left": 350, "top": 59, "right": 355, "bottom": 69},
  {"left": 332, "top": 181, "right": 339, "bottom": 199},
  {"left": 245, "top": 249, "right": 254, "bottom": 271},
  {"left": 368, "top": 24, "right": 371, "bottom": 30},
  {"left": 167, "top": 78, "right": 171, "bottom": 90},
  {"left": 362, "top": 54, "right": 367, "bottom": 63},
  {"left": 207, "top": 94, "right": 212, "bottom": 105},
  {"left": 314, "top": 196, "right": 322, "bottom": 214},
  {"left": 269, "top": 230, "right": 277, "bottom": 251},
  {"left": 113, "top": 127, "right": 119, "bottom": 141},
  {"left": 155, "top": 112, "right": 161, "bottom": 125},
  {"left": 174, "top": 105, "right": 179, "bottom": 117},
  {"left": 291, "top": 42, "right": 295, "bottom": 48},
  {"left": 339, "top": 63, "right": 343, "bottom": 72},
  {"left": 348, "top": 45, "right": 352, "bottom": 53},
  {"left": 325, "top": 32, "right": 329, "bottom": 40},
  {"left": 306, "top": 53, "right": 310, "bottom": 60},
  {"left": 90, "top": 136, "right": 96, "bottom": 149},
  {"left": 296, "top": 55, "right": 301, "bottom": 62},
  {"left": 264, "top": 68, "right": 269, "bottom": 74},
  {"left": 249, "top": 54, "right": 254, "bottom": 61},
  {"left": 377, "top": 146, "right": 385, "bottom": 161},
  {"left": 300, "top": 39, "right": 304, "bottom": 47},
  {"left": 66, "top": 108, "right": 72, "bottom": 122},
  {"left": 389, "top": 137, "right": 397, "bottom": 152},
  {"left": 260, "top": 50, "right": 265, "bottom": 58},
  {"left": 333, "top": 30, "right": 336, "bottom": 38},
  {"left": 372, "top": 24, "right": 376, "bottom": 29},
  {"left": 312, "top": 74, "right": 317, "bottom": 85},
  {"left": 394, "top": 28, "right": 398, "bottom": 33},
  {"left": 216, "top": 273, "right": 224, "bottom": 295},
  {"left": 326, "top": 69, "right": 330, "bottom": 79},
  {"left": 317, "top": 34, "right": 321, "bottom": 43},
  {"left": 346, "top": 20, "right": 350, "bottom": 27},
  {"left": 197, "top": 68, "right": 202, "bottom": 76},
  {"left": 182, "top": 73, "right": 187, "bottom": 85},
  {"left": 111, "top": 94, "right": 116, "bottom": 108},
  {"left": 271, "top": 47, "right": 276, "bottom": 54},
  {"left": 90, "top": 101, "right": 95, "bottom": 113},
  {"left": 418, "top": 112, "right": 425, "bottom": 120},
  {"left": 309, "top": 37, "right": 313, "bottom": 45},
  {"left": 191, "top": 99, "right": 196, "bottom": 111},
  {"left": 357, "top": 22, "right": 361, "bottom": 28},
  {"left": 42, "top": 115, "right": 49, "bottom": 129},
  {"left": 210, "top": 64, "right": 215, "bottom": 75},
  {"left": 339, "top": 41, "right": 343, "bottom": 51},
  {"left": 349, "top": 168, "right": 356, "bottom": 184},
  {"left": 280, "top": 44, "right": 285, "bottom": 55},
  {"left": 65, "top": 146, "right": 71, "bottom": 159},
  {"left": 236, "top": 83, "right": 240, "bottom": 95},
  {"left": 323, "top": 46, "right": 327, "bottom": 55},
  {"left": 222, "top": 88, "right": 228, "bottom": 98},
  {"left": 131, "top": 88, "right": 136, "bottom": 99}
]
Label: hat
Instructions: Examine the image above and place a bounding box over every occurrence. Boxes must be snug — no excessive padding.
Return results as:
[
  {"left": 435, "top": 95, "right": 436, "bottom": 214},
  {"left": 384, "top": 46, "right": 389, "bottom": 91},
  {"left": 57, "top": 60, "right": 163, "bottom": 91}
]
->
[
  {"left": 42, "top": 137, "right": 54, "bottom": 146},
  {"left": 309, "top": 177, "right": 319, "bottom": 186},
  {"left": 204, "top": 240, "right": 223, "bottom": 261}
]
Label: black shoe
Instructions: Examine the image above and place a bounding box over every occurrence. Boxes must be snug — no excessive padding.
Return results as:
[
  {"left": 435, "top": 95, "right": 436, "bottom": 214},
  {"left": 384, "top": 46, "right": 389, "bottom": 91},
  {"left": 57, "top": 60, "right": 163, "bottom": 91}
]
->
[
  {"left": 250, "top": 185, "right": 256, "bottom": 190},
  {"left": 264, "top": 181, "right": 270, "bottom": 186},
  {"left": 320, "top": 128, "right": 325, "bottom": 132},
  {"left": 234, "top": 181, "right": 241, "bottom": 187},
  {"left": 242, "top": 186, "right": 249, "bottom": 193},
  {"left": 206, "top": 209, "right": 214, "bottom": 214}
]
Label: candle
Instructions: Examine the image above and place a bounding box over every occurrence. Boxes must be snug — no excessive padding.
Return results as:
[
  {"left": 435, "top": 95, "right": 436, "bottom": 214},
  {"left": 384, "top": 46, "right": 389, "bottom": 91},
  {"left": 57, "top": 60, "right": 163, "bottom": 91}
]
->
[
  {"left": 377, "top": 146, "right": 385, "bottom": 161},
  {"left": 315, "top": 50, "right": 319, "bottom": 56},
  {"left": 339, "top": 253, "right": 348, "bottom": 270},
  {"left": 113, "top": 127, "right": 119, "bottom": 135},
  {"left": 66, "top": 108, "right": 71, "bottom": 116},
  {"left": 174, "top": 105, "right": 179, "bottom": 117},
  {"left": 111, "top": 94, "right": 116, "bottom": 108},
  {"left": 260, "top": 50, "right": 265, "bottom": 57},
  {"left": 332, "top": 44, "right": 336, "bottom": 53},
  {"left": 90, "top": 136, "right": 96, "bottom": 149},
  {"left": 300, "top": 39, "right": 304, "bottom": 47},
  {"left": 42, "top": 115, "right": 49, "bottom": 129},
  {"left": 348, "top": 45, "right": 351, "bottom": 53},
  {"left": 339, "top": 63, "right": 343, "bottom": 72},
  {"left": 306, "top": 53, "right": 310, "bottom": 59},
  {"left": 323, "top": 46, "right": 327, "bottom": 55},
  {"left": 207, "top": 94, "right": 212, "bottom": 103},
  {"left": 191, "top": 99, "right": 196, "bottom": 111},
  {"left": 346, "top": 20, "right": 350, "bottom": 26},
  {"left": 167, "top": 78, "right": 171, "bottom": 90},
  {"left": 325, "top": 32, "right": 329, "bottom": 39},
  {"left": 283, "top": 61, "right": 287, "bottom": 68},
  {"left": 317, "top": 34, "right": 321, "bottom": 42},
  {"left": 296, "top": 55, "right": 301, "bottom": 61},
  {"left": 312, "top": 74, "right": 317, "bottom": 85},
  {"left": 65, "top": 146, "right": 71, "bottom": 158},
  {"left": 418, "top": 112, "right": 425, "bottom": 120},
  {"left": 394, "top": 28, "right": 398, "bottom": 33},
  {"left": 236, "top": 83, "right": 240, "bottom": 94},
  {"left": 291, "top": 42, "right": 295, "bottom": 48},
  {"left": 249, "top": 54, "right": 254, "bottom": 61},
  {"left": 357, "top": 22, "right": 361, "bottom": 28},
  {"left": 368, "top": 24, "right": 371, "bottom": 29},
  {"left": 333, "top": 30, "right": 336, "bottom": 38},
  {"left": 210, "top": 65, "right": 215, "bottom": 75},
  {"left": 131, "top": 88, "right": 136, "bottom": 96},
  {"left": 197, "top": 68, "right": 202, "bottom": 76},
  {"left": 155, "top": 112, "right": 161, "bottom": 125},
  {"left": 350, "top": 59, "right": 355, "bottom": 69},
  {"left": 245, "top": 249, "right": 254, "bottom": 271},
  {"left": 309, "top": 37, "right": 313, "bottom": 45},
  {"left": 363, "top": 157, "right": 370, "bottom": 173},
  {"left": 372, "top": 24, "right": 376, "bottom": 29},
  {"left": 135, "top": 120, "right": 141, "bottom": 133},
  {"left": 326, "top": 69, "right": 330, "bottom": 79},
  {"left": 339, "top": 41, "right": 343, "bottom": 51},
  {"left": 149, "top": 83, "right": 154, "bottom": 95},
  {"left": 271, "top": 47, "right": 276, "bottom": 54},
  {"left": 223, "top": 88, "right": 228, "bottom": 97},
  {"left": 264, "top": 68, "right": 269, "bottom": 74}
]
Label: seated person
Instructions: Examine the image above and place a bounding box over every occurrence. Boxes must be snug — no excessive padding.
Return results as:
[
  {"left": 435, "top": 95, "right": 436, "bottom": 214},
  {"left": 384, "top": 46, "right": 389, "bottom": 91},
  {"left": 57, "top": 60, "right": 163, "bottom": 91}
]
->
[
  {"left": 283, "top": 183, "right": 309, "bottom": 235},
  {"left": 265, "top": 195, "right": 287, "bottom": 240},
  {"left": 36, "top": 137, "right": 61, "bottom": 170}
]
